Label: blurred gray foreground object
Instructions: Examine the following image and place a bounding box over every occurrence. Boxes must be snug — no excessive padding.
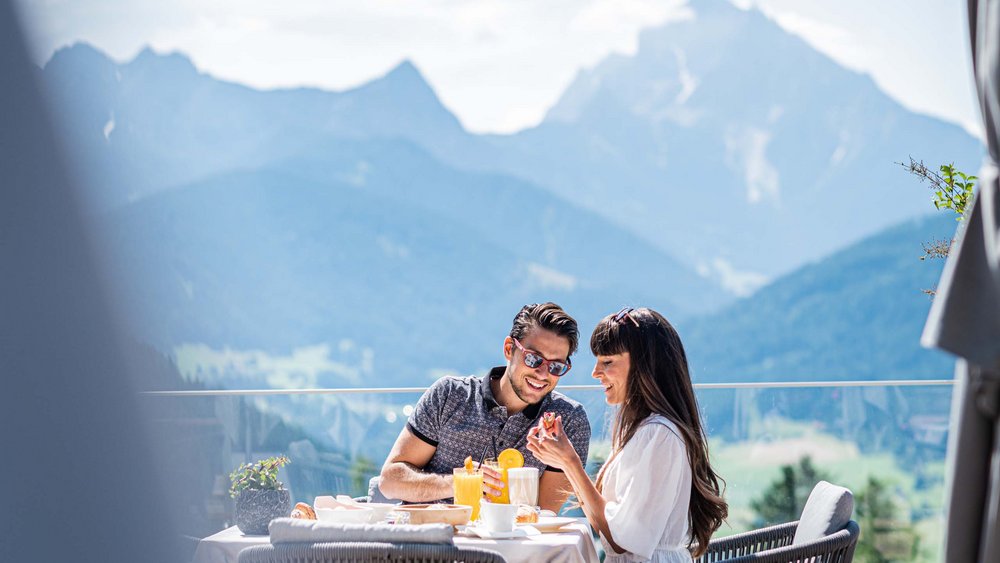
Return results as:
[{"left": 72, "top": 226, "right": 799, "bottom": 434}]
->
[
  {"left": 238, "top": 542, "right": 508, "bottom": 563},
  {"left": 922, "top": 1, "right": 1000, "bottom": 562},
  {"left": 0, "top": 1, "right": 183, "bottom": 562}
]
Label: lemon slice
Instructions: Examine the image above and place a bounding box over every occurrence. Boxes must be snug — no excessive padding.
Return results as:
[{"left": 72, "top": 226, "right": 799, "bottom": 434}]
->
[{"left": 498, "top": 448, "right": 524, "bottom": 469}]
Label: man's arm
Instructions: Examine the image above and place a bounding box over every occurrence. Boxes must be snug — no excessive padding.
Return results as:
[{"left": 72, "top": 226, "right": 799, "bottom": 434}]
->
[
  {"left": 538, "top": 469, "right": 573, "bottom": 513},
  {"left": 378, "top": 426, "right": 452, "bottom": 502}
]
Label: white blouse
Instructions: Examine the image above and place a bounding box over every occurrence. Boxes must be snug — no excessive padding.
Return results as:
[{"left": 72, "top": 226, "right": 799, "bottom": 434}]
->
[{"left": 600, "top": 415, "right": 694, "bottom": 563}]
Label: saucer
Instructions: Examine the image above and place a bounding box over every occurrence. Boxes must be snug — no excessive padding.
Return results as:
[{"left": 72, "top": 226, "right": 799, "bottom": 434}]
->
[
  {"left": 459, "top": 524, "right": 541, "bottom": 539},
  {"left": 532, "top": 516, "right": 578, "bottom": 533}
]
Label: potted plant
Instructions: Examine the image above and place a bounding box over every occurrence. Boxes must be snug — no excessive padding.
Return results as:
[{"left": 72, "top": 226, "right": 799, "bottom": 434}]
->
[{"left": 229, "top": 455, "right": 292, "bottom": 535}]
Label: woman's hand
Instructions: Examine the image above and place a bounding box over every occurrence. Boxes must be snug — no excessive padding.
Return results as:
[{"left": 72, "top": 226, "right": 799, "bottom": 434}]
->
[
  {"left": 529, "top": 416, "right": 621, "bottom": 553},
  {"left": 526, "top": 415, "right": 579, "bottom": 471}
]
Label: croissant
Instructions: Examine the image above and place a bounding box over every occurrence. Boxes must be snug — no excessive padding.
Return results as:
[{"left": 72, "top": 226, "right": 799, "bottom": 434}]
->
[{"left": 290, "top": 502, "right": 317, "bottom": 520}]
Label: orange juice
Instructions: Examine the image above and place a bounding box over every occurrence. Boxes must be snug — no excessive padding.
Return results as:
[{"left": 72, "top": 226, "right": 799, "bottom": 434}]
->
[
  {"left": 483, "top": 460, "right": 510, "bottom": 504},
  {"left": 453, "top": 467, "right": 484, "bottom": 520},
  {"left": 484, "top": 448, "right": 524, "bottom": 504}
]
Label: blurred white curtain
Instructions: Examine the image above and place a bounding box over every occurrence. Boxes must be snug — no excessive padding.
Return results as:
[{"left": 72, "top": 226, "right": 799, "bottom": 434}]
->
[{"left": 922, "top": 1, "right": 1000, "bottom": 561}]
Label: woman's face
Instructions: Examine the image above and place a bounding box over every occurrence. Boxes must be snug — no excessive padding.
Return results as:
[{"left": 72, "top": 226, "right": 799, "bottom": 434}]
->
[{"left": 592, "top": 351, "right": 630, "bottom": 405}]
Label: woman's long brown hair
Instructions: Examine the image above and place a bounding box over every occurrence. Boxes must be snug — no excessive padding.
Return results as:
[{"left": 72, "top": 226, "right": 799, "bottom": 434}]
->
[{"left": 591, "top": 308, "right": 727, "bottom": 557}]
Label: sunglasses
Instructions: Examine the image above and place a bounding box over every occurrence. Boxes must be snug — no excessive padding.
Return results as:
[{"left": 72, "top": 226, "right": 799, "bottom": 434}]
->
[
  {"left": 511, "top": 338, "right": 572, "bottom": 376},
  {"left": 613, "top": 307, "right": 640, "bottom": 327}
]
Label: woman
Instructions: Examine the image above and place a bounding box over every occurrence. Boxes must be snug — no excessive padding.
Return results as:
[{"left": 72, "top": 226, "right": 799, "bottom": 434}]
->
[{"left": 526, "top": 307, "right": 727, "bottom": 562}]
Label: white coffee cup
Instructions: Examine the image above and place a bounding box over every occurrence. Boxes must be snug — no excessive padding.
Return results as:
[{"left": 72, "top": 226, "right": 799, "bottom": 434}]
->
[
  {"left": 506, "top": 467, "right": 539, "bottom": 506},
  {"left": 479, "top": 500, "right": 518, "bottom": 533}
]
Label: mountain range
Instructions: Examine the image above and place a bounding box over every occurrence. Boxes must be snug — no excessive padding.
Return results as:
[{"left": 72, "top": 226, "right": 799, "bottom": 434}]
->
[
  {"left": 37, "top": 0, "right": 975, "bottom": 412},
  {"left": 683, "top": 212, "right": 956, "bottom": 383},
  {"left": 426, "top": 0, "right": 981, "bottom": 289}
]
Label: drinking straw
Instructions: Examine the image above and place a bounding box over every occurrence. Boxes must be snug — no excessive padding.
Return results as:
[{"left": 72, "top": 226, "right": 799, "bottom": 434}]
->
[{"left": 477, "top": 442, "right": 491, "bottom": 467}]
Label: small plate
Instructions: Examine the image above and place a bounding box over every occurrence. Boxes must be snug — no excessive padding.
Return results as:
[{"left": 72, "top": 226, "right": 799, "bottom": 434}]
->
[
  {"left": 460, "top": 525, "right": 540, "bottom": 539},
  {"left": 531, "top": 516, "right": 578, "bottom": 533}
]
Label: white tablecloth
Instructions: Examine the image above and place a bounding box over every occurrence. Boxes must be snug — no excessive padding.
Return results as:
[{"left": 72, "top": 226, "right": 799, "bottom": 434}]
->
[{"left": 192, "top": 521, "right": 599, "bottom": 563}]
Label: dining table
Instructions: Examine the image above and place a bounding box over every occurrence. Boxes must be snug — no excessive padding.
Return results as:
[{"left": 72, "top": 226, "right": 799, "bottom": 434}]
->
[{"left": 191, "top": 519, "right": 601, "bottom": 563}]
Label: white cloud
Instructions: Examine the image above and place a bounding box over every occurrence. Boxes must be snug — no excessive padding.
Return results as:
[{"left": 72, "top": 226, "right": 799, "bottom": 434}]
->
[
  {"left": 746, "top": 0, "right": 982, "bottom": 139},
  {"left": 15, "top": 0, "right": 690, "bottom": 134},
  {"left": 14, "top": 0, "right": 980, "bottom": 136},
  {"left": 570, "top": 0, "right": 692, "bottom": 54},
  {"left": 525, "top": 262, "right": 577, "bottom": 291},
  {"left": 769, "top": 11, "right": 861, "bottom": 68}
]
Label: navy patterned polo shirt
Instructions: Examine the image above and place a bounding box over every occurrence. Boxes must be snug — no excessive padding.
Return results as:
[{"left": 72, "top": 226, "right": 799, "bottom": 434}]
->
[{"left": 407, "top": 366, "right": 591, "bottom": 480}]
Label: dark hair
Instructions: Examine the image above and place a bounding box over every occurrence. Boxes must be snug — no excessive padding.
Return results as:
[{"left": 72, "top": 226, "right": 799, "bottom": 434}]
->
[
  {"left": 509, "top": 302, "right": 579, "bottom": 357},
  {"left": 591, "top": 308, "right": 727, "bottom": 557}
]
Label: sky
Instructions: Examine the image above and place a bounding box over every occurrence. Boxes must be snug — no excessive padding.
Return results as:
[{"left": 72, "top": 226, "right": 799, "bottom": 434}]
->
[{"left": 14, "top": 0, "right": 981, "bottom": 137}]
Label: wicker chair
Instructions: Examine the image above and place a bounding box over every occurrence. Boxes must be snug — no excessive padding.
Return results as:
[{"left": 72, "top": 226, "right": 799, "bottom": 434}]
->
[
  {"left": 695, "top": 519, "right": 860, "bottom": 563},
  {"left": 237, "top": 541, "right": 508, "bottom": 563}
]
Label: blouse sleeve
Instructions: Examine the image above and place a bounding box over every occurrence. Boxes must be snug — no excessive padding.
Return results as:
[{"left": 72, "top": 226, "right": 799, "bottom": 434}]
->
[{"left": 603, "top": 422, "right": 689, "bottom": 560}]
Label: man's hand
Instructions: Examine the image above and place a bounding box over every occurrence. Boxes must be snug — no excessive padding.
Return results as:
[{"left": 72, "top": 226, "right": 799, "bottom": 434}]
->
[{"left": 478, "top": 462, "right": 504, "bottom": 498}]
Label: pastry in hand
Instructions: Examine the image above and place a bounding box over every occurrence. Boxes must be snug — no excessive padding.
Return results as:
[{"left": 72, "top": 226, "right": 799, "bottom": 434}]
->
[
  {"left": 290, "top": 502, "right": 317, "bottom": 520},
  {"left": 540, "top": 411, "right": 557, "bottom": 435}
]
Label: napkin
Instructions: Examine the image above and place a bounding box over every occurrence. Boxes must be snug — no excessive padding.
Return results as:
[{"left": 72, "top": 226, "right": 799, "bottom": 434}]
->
[{"left": 268, "top": 518, "right": 454, "bottom": 544}]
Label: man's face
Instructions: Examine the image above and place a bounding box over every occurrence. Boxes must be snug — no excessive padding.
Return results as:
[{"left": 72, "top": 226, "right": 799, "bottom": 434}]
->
[{"left": 503, "top": 327, "right": 572, "bottom": 407}]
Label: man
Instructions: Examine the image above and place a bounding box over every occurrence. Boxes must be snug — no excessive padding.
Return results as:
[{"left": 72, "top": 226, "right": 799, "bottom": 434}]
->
[{"left": 379, "top": 302, "right": 591, "bottom": 512}]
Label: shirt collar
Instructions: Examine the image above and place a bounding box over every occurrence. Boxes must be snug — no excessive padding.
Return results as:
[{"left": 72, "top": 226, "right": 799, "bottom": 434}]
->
[{"left": 482, "top": 366, "right": 549, "bottom": 420}]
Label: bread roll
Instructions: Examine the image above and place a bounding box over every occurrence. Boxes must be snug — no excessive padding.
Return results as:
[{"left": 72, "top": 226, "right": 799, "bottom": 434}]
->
[
  {"left": 290, "top": 502, "right": 317, "bottom": 520},
  {"left": 515, "top": 504, "right": 538, "bottom": 524}
]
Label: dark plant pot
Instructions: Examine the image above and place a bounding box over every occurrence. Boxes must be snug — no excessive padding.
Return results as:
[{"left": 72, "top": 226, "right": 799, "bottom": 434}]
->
[{"left": 234, "top": 489, "right": 291, "bottom": 535}]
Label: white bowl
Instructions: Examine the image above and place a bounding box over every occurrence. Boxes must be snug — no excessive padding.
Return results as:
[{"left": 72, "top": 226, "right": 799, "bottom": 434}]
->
[
  {"left": 314, "top": 506, "right": 374, "bottom": 524},
  {"left": 313, "top": 496, "right": 346, "bottom": 509},
  {"left": 360, "top": 502, "right": 398, "bottom": 524},
  {"left": 315, "top": 495, "right": 398, "bottom": 524}
]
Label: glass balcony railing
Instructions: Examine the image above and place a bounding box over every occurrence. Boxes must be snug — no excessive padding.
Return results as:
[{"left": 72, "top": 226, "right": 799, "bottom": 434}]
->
[{"left": 143, "top": 379, "right": 953, "bottom": 562}]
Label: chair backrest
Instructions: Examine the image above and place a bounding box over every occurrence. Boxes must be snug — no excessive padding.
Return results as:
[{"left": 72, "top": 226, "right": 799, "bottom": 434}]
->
[
  {"left": 696, "top": 519, "right": 860, "bottom": 563},
  {"left": 792, "top": 481, "right": 854, "bottom": 545},
  {"left": 237, "top": 541, "right": 508, "bottom": 563}
]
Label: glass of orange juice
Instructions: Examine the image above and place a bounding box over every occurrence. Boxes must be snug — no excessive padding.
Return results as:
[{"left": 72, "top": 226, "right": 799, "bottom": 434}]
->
[
  {"left": 482, "top": 459, "right": 510, "bottom": 504},
  {"left": 484, "top": 448, "right": 524, "bottom": 504},
  {"left": 453, "top": 467, "right": 484, "bottom": 521}
]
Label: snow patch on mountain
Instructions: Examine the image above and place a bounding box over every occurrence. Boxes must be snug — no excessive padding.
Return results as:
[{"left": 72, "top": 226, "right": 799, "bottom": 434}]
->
[
  {"left": 697, "top": 258, "right": 769, "bottom": 297},
  {"left": 725, "top": 126, "right": 780, "bottom": 205}
]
